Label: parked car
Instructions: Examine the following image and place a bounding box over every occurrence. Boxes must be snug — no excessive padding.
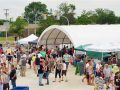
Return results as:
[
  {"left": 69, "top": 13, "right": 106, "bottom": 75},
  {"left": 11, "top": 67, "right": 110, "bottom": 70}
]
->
[{"left": 0, "top": 47, "right": 3, "bottom": 54}]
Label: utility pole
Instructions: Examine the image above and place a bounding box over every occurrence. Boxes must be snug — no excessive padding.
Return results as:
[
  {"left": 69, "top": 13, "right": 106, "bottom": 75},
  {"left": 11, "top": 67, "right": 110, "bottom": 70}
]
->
[
  {"left": 4, "top": 9, "right": 9, "bottom": 43},
  {"left": 35, "top": 14, "right": 37, "bottom": 35}
]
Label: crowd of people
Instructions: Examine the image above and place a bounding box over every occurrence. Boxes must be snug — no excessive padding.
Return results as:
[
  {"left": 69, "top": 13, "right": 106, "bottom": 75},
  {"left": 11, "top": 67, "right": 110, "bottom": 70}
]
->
[
  {"left": 0, "top": 45, "right": 73, "bottom": 90},
  {"left": 74, "top": 54, "right": 120, "bottom": 90},
  {"left": 0, "top": 44, "right": 120, "bottom": 90}
]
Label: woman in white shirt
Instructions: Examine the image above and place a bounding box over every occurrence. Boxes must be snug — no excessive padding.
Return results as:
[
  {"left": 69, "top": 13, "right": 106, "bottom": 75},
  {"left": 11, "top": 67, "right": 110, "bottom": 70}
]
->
[
  {"left": 61, "top": 60, "right": 68, "bottom": 82},
  {"left": 0, "top": 52, "right": 6, "bottom": 64}
]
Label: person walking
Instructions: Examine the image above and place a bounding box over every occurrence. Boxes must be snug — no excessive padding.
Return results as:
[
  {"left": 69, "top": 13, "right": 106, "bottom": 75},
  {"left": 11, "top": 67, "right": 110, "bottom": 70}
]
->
[
  {"left": 16, "top": 50, "right": 21, "bottom": 64},
  {"left": 94, "top": 73, "right": 104, "bottom": 90},
  {"left": 10, "top": 65, "right": 17, "bottom": 89},
  {"left": 20, "top": 54, "right": 27, "bottom": 77},
  {"left": 2, "top": 71, "right": 10, "bottom": 90},
  {"left": 63, "top": 52, "right": 71, "bottom": 70},
  {"left": 28, "top": 52, "right": 32, "bottom": 69},
  {"left": 96, "top": 61, "right": 102, "bottom": 76},
  {"left": 44, "top": 61, "right": 50, "bottom": 85},
  {"left": 0, "top": 52, "right": 6, "bottom": 64},
  {"left": 114, "top": 72, "right": 120, "bottom": 90},
  {"left": 32, "top": 54, "right": 36, "bottom": 73},
  {"left": 53, "top": 59, "right": 62, "bottom": 82},
  {"left": 61, "top": 60, "right": 68, "bottom": 82},
  {"left": 6, "top": 47, "right": 12, "bottom": 55},
  {"left": 86, "top": 60, "right": 94, "bottom": 85},
  {"left": 103, "top": 64, "right": 112, "bottom": 89},
  {"left": 6, "top": 53, "right": 13, "bottom": 68},
  {"left": 38, "top": 61, "right": 44, "bottom": 86},
  {"left": 35, "top": 55, "right": 40, "bottom": 76}
]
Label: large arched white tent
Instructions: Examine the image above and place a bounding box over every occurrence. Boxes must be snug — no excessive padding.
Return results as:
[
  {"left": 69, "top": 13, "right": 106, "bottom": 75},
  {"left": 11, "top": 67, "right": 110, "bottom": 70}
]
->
[{"left": 38, "top": 25, "right": 120, "bottom": 48}]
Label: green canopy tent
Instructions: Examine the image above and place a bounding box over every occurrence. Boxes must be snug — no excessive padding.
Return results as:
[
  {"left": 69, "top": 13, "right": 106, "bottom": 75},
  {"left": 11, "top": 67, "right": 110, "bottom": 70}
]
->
[
  {"left": 75, "top": 44, "right": 111, "bottom": 60},
  {"left": 75, "top": 44, "right": 91, "bottom": 51},
  {"left": 86, "top": 51, "right": 111, "bottom": 59}
]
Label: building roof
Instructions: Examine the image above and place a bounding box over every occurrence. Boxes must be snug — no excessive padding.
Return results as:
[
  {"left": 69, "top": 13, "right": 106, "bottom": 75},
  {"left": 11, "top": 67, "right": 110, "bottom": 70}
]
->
[
  {"left": 0, "top": 25, "right": 8, "bottom": 32},
  {"left": 25, "top": 24, "right": 39, "bottom": 29}
]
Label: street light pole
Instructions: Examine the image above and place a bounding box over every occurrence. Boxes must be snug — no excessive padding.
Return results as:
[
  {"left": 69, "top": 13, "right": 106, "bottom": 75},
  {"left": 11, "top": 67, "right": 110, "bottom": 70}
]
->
[
  {"left": 55, "top": 10, "right": 69, "bottom": 25},
  {"left": 35, "top": 14, "right": 37, "bottom": 35},
  {"left": 24, "top": 18, "right": 30, "bottom": 36},
  {"left": 56, "top": 15, "right": 70, "bottom": 25},
  {"left": 61, "top": 16, "right": 69, "bottom": 25}
]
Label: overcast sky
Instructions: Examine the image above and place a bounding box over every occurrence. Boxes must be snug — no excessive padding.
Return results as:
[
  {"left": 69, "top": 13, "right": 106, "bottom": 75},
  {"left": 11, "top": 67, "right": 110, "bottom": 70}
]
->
[{"left": 0, "top": 0, "right": 120, "bottom": 20}]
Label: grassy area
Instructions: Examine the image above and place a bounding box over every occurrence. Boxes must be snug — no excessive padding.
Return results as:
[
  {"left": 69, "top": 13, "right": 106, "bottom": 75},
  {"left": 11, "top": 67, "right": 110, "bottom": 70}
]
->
[{"left": 0, "top": 36, "right": 14, "bottom": 42}]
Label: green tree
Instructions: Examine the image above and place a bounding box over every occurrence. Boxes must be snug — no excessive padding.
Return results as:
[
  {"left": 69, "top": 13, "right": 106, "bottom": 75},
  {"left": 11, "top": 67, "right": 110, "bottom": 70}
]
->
[
  {"left": 59, "top": 2, "right": 75, "bottom": 14},
  {"left": 59, "top": 3, "right": 70, "bottom": 15},
  {"left": 95, "top": 8, "right": 116, "bottom": 24},
  {"left": 24, "top": 2, "right": 48, "bottom": 23},
  {"left": 0, "top": 19, "right": 7, "bottom": 25},
  {"left": 76, "top": 9, "right": 117, "bottom": 24},
  {"left": 0, "top": 20, "right": 4, "bottom": 25},
  {"left": 37, "top": 15, "right": 59, "bottom": 35},
  {"left": 116, "top": 16, "right": 120, "bottom": 23},
  {"left": 69, "top": 4, "right": 76, "bottom": 13},
  {"left": 76, "top": 10, "right": 95, "bottom": 24},
  {"left": 58, "top": 2, "right": 76, "bottom": 25},
  {"left": 9, "top": 17, "right": 28, "bottom": 38}
]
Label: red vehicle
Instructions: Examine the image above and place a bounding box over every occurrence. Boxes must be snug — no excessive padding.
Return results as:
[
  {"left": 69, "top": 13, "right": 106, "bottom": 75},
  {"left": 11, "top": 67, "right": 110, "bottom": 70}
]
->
[{"left": 0, "top": 44, "right": 3, "bottom": 54}]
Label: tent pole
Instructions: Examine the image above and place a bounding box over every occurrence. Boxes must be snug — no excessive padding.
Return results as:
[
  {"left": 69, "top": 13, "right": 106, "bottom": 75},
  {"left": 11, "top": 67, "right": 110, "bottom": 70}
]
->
[
  {"left": 28, "top": 44, "right": 29, "bottom": 52},
  {"left": 102, "top": 52, "right": 103, "bottom": 61}
]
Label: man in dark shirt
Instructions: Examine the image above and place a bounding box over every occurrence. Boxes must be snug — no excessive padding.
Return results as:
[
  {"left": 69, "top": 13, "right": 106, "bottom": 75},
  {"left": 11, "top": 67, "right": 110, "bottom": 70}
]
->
[
  {"left": 10, "top": 65, "right": 17, "bottom": 89},
  {"left": 7, "top": 53, "right": 13, "bottom": 63},
  {"left": 38, "top": 61, "right": 44, "bottom": 86},
  {"left": 16, "top": 50, "right": 21, "bottom": 63},
  {"left": 35, "top": 55, "right": 40, "bottom": 76},
  {"left": 114, "top": 67, "right": 120, "bottom": 90}
]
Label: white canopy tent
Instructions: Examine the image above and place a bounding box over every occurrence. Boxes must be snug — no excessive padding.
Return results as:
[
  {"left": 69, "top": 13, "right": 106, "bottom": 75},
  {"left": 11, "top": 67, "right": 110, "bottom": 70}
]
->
[
  {"left": 18, "top": 34, "right": 38, "bottom": 44},
  {"left": 84, "top": 43, "right": 120, "bottom": 52},
  {"left": 38, "top": 25, "right": 120, "bottom": 48}
]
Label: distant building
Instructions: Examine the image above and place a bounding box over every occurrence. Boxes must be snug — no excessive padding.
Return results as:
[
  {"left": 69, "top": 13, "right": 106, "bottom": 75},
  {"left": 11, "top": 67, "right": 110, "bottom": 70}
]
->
[
  {"left": 0, "top": 25, "right": 8, "bottom": 32},
  {"left": 0, "top": 23, "right": 39, "bottom": 37},
  {"left": 0, "top": 22, "right": 10, "bottom": 32},
  {"left": 24, "top": 24, "right": 39, "bottom": 37}
]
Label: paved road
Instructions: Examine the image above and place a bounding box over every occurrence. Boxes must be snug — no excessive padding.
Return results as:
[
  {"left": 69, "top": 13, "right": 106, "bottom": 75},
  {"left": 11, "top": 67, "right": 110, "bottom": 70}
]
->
[{"left": 16, "top": 65, "right": 94, "bottom": 90}]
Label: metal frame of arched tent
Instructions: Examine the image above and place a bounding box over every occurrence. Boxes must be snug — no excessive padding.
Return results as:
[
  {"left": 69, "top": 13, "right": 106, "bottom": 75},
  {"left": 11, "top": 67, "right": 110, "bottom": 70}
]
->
[{"left": 38, "top": 27, "right": 74, "bottom": 49}]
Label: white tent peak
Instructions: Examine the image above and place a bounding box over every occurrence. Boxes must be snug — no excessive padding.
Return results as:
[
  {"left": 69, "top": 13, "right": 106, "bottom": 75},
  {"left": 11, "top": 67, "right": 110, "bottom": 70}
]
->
[
  {"left": 18, "top": 34, "right": 38, "bottom": 44},
  {"left": 27, "top": 34, "right": 38, "bottom": 40}
]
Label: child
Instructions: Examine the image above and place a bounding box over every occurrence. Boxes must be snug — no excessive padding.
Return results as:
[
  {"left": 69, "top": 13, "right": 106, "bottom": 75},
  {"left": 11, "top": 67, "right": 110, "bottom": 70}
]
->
[
  {"left": 61, "top": 60, "right": 67, "bottom": 82},
  {"left": 108, "top": 80, "right": 115, "bottom": 90},
  {"left": 94, "top": 73, "right": 104, "bottom": 90},
  {"left": 106, "top": 72, "right": 115, "bottom": 90}
]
